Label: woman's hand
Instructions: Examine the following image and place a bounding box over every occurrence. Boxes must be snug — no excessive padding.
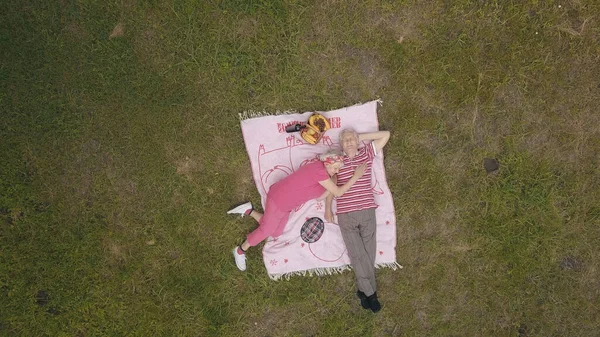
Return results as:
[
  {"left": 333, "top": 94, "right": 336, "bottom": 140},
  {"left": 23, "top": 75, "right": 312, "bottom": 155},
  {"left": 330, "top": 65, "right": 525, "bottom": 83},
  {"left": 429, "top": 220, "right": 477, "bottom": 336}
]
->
[
  {"left": 319, "top": 163, "right": 368, "bottom": 197},
  {"left": 353, "top": 163, "right": 368, "bottom": 179}
]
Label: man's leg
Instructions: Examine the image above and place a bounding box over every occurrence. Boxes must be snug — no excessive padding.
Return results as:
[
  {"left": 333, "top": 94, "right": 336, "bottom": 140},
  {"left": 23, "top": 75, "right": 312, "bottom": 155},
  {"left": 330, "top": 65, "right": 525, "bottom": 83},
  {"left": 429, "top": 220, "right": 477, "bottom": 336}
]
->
[
  {"left": 358, "top": 208, "right": 377, "bottom": 294},
  {"left": 338, "top": 211, "right": 376, "bottom": 296}
]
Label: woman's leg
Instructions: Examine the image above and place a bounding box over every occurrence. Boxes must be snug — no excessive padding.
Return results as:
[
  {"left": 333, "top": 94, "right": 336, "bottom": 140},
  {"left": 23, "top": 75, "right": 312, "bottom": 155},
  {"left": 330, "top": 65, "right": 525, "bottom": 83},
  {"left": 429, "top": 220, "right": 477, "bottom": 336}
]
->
[
  {"left": 233, "top": 199, "right": 285, "bottom": 271},
  {"left": 246, "top": 198, "right": 287, "bottom": 247},
  {"left": 271, "top": 211, "right": 291, "bottom": 238},
  {"left": 249, "top": 210, "right": 263, "bottom": 223},
  {"left": 236, "top": 208, "right": 280, "bottom": 257},
  {"left": 230, "top": 205, "right": 263, "bottom": 253}
]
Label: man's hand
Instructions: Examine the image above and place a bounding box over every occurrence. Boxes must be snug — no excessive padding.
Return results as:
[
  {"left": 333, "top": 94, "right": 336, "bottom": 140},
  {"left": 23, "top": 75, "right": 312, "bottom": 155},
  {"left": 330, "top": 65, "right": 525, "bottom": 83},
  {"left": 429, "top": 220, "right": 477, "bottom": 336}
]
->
[
  {"left": 353, "top": 163, "right": 368, "bottom": 179},
  {"left": 358, "top": 131, "right": 390, "bottom": 151},
  {"left": 324, "top": 209, "right": 336, "bottom": 224}
]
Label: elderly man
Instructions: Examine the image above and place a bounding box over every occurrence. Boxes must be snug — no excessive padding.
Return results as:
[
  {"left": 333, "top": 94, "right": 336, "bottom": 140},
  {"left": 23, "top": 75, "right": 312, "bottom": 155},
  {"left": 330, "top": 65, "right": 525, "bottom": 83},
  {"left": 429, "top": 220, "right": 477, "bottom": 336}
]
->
[{"left": 325, "top": 128, "right": 390, "bottom": 313}]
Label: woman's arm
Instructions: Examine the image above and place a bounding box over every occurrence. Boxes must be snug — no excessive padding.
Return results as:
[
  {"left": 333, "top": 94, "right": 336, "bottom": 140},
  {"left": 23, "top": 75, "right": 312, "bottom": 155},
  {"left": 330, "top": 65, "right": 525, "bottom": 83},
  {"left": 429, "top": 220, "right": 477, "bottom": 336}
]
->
[
  {"left": 319, "top": 163, "right": 367, "bottom": 197},
  {"left": 316, "top": 190, "right": 331, "bottom": 201},
  {"left": 317, "top": 174, "right": 336, "bottom": 201},
  {"left": 358, "top": 131, "right": 390, "bottom": 151}
]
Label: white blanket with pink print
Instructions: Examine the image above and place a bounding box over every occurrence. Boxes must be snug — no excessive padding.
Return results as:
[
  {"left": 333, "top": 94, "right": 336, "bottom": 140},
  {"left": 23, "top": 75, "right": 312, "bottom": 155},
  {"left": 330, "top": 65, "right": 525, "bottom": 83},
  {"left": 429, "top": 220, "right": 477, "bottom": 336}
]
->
[{"left": 240, "top": 100, "right": 402, "bottom": 280}]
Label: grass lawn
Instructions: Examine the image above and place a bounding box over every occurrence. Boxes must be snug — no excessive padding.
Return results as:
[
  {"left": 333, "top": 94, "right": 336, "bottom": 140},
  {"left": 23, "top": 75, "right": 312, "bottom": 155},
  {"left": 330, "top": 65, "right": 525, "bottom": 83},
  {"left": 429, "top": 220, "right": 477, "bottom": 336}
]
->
[{"left": 1, "top": 0, "right": 599, "bottom": 336}]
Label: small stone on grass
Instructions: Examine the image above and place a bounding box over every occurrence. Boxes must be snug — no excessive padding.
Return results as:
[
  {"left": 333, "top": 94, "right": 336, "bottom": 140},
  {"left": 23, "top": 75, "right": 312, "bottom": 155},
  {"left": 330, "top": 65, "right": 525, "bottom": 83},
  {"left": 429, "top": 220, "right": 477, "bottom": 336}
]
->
[
  {"left": 109, "top": 23, "right": 124, "bottom": 39},
  {"left": 36, "top": 290, "right": 49, "bottom": 306},
  {"left": 483, "top": 158, "right": 499, "bottom": 173}
]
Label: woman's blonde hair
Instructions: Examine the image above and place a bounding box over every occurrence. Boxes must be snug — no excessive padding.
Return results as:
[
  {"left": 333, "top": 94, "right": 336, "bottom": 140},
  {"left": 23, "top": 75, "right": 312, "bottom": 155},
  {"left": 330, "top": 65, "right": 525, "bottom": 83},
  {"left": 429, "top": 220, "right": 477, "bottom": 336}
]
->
[{"left": 318, "top": 150, "right": 343, "bottom": 164}]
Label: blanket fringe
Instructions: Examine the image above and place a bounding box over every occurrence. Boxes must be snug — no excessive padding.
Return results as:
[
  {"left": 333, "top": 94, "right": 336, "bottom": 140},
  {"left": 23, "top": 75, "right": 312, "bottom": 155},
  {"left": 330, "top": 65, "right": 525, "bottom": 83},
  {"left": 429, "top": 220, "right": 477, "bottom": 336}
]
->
[
  {"left": 268, "top": 260, "right": 401, "bottom": 281},
  {"left": 268, "top": 265, "right": 352, "bottom": 281},
  {"left": 238, "top": 109, "right": 297, "bottom": 121},
  {"left": 239, "top": 99, "right": 384, "bottom": 121},
  {"left": 375, "top": 261, "right": 403, "bottom": 270}
]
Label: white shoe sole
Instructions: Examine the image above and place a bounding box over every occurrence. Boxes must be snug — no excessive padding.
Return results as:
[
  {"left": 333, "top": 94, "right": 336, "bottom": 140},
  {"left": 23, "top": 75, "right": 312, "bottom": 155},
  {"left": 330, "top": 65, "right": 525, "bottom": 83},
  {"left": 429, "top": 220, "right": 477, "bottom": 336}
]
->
[
  {"left": 232, "top": 247, "right": 247, "bottom": 271},
  {"left": 227, "top": 202, "right": 253, "bottom": 216}
]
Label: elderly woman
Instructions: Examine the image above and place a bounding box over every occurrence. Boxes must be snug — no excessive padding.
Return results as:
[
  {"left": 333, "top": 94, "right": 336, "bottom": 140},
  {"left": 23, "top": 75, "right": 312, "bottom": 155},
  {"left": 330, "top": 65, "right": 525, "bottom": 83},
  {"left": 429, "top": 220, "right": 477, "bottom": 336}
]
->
[
  {"left": 228, "top": 152, "right": 367, "bottom": 272},
  {"left": 325, "top": 128, "right": 390, "bottom": 313}
]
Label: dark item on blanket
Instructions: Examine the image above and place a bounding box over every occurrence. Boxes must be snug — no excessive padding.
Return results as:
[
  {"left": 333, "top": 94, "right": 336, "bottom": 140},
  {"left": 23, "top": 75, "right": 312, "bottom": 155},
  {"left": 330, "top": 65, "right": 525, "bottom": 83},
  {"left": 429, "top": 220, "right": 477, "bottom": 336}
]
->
[
  {"left": 300, "top": 217, "right": 325, "bottom": 243},
  {"left": 483, "top": 158, "right": 499, "bottom": 173},
  {"left": 301, "top": 113, "right": 331, "bottom": 144},
  {"left": 285, "top": 123, "right": 307, "bottom": 133}
]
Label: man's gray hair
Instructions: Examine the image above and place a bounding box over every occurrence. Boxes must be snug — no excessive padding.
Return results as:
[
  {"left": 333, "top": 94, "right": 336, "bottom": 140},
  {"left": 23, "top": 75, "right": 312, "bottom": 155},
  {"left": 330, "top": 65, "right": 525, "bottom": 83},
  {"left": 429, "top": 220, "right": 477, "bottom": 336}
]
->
[{"left": 339, "top": 128, "right": 359, "bottom": 144}]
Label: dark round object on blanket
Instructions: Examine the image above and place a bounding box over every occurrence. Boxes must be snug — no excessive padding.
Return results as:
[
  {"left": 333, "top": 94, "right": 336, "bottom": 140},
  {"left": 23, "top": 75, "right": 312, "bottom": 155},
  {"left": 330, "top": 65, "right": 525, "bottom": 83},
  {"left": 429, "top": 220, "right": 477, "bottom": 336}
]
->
[{"left": 300, "top": 217, "right": 325, "bottom": 243}]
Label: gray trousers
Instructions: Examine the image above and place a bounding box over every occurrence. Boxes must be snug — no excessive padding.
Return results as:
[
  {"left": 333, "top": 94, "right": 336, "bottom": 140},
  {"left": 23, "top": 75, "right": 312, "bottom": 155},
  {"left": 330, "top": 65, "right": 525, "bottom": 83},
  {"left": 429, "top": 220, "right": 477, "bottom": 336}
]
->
[{"left": 338, "top": 208, "right": 377, "bottom": 296}]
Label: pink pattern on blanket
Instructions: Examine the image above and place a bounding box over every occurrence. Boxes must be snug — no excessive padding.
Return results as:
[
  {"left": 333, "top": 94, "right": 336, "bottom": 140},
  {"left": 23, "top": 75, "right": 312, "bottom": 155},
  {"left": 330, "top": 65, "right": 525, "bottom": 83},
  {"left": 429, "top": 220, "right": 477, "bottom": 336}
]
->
[{"left": 240, "top": 101, "right": 399, "bottom": 280}]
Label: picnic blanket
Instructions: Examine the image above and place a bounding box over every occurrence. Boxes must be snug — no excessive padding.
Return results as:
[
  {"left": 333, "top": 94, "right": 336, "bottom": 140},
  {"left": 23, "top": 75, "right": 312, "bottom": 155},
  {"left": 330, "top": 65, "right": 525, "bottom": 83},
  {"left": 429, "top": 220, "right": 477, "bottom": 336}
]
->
[{"left": 240, "top": 100, "right": 402, "bottom": 280}]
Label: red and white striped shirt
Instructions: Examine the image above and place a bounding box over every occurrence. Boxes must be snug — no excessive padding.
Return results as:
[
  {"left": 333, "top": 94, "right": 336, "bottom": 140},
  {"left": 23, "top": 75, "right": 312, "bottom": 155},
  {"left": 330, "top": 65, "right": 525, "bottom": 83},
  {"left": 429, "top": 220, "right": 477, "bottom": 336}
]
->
[{"left": 335, "top": 142, "right": 378, "bottom": 214}]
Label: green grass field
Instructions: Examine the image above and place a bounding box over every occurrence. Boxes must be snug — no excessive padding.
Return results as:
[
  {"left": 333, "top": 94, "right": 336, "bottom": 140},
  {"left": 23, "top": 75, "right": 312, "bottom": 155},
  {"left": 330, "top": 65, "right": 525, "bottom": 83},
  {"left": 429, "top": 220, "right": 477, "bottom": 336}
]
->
[{"left": 1, "top": 0, "right": 599, "bottom": 336}]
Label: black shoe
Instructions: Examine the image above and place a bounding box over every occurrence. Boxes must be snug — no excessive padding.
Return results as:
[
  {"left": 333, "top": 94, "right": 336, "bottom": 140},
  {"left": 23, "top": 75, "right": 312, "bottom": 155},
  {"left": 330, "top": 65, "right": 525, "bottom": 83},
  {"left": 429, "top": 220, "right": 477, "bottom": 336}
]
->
[
  {"left": 367, "top": 292, "right": 381, "bottom": 313},
  {"left": 356, "top": 291, "right": 370, "bottom": 310}
]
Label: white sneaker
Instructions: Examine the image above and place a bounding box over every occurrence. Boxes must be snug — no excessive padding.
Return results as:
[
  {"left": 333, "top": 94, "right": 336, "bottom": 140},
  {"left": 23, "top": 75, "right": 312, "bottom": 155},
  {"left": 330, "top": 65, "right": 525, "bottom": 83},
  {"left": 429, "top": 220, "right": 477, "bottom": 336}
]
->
[
  {"left": 233, "top": 247, "right": 247, "bottom": 271},
  {"left": 227, "top": 202, "right": 253, "bottom": 217}
]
